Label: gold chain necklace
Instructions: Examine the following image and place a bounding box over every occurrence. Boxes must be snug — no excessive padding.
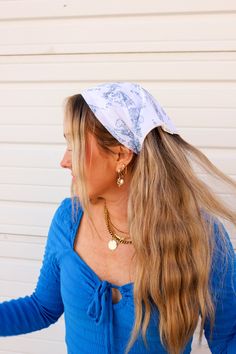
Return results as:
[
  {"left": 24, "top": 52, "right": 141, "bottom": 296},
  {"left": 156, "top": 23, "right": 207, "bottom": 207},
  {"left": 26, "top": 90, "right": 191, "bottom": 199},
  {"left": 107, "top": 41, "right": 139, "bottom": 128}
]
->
[
  {"left": 104, "top": 203, "right": 132, "bottom": 251},
  {"left": 107, "top": 216, "right": 129, "bottom": 234}
]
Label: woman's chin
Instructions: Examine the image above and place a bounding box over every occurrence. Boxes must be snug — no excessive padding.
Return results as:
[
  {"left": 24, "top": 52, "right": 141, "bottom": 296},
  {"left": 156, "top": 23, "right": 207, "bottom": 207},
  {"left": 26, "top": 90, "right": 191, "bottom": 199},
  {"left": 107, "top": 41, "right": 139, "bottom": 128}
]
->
[
  {"left": 88, "top": 194, "right": 101, "bottom": 205},
  {"left": 88, "top": 197, "right": 97, "bottom": 204}
]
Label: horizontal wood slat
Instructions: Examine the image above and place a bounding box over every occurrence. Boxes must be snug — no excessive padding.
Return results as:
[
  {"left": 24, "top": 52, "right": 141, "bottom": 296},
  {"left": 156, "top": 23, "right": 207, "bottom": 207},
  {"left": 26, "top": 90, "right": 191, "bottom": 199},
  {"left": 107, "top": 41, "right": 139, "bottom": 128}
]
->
[
  {"left": 0, "top": 238, "right": 45, "bottom": 260},
  {"left": 0, "top": 335, "right": 66, "bottom": 354},
  {"left": 0, "top": 13, "right": 236, "bottom": 54},
  {"left": 0, "top": 167, "right": 69, "bottom": 186},
  {"left": 1, "top": 0, "right": 236, "bottom": 20},
  {"left": 1, "top": 58, "right": 236, "bottom": 82},
  {"left": 0, "top": 201, "right": 59, "bottom": 236},
  {"left": 0, "top": 184, "right": 68, "bottom": 203}
]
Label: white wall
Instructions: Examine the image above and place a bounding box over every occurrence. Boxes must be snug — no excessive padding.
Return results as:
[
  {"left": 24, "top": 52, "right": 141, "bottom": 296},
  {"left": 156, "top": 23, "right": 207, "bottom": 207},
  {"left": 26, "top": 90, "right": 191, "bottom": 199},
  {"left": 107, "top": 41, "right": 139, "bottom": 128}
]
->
[{"left": 0, "top": 1, "right": 235, "bottom": 353}]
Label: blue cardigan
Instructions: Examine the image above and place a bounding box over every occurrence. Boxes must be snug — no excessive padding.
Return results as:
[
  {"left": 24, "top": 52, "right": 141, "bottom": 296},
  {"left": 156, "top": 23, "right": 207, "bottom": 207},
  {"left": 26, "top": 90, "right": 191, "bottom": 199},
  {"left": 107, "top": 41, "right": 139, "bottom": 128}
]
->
[{"left": 0, "top": 198, "right": 236, "bottom": 353}]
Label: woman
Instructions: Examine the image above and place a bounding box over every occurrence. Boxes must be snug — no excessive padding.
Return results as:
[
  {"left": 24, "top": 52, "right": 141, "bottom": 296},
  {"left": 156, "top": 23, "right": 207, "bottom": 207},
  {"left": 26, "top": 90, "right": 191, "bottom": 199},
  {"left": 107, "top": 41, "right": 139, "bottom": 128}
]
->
[{"left": 0, "top": 82, "right": 235, "bottom": 354}]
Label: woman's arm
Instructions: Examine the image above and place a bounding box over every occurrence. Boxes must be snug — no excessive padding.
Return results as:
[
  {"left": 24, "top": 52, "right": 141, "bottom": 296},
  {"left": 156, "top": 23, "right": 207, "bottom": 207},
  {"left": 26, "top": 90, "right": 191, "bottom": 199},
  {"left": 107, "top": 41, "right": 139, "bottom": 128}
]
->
[
  {"left": 0, "top": 200, "right": 67, "bottom": 336},
  {"left": 204, "top": 220, "right": 236, "bottom": 353}
]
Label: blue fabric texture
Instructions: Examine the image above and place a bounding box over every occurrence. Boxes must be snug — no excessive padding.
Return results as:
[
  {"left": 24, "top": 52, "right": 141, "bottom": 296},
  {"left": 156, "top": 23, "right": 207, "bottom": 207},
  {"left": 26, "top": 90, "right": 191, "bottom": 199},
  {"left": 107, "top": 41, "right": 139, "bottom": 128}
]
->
[{"left": 0, "top": 198, "right": 235, "bottom": 354}]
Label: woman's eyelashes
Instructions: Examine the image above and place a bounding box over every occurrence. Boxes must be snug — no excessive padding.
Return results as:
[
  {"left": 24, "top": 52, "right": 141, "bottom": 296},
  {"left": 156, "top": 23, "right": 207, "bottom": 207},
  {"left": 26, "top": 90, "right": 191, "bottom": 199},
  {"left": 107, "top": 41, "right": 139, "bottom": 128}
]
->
[{"left": 64, "top": 135, "right": 72, "bottom": 148}]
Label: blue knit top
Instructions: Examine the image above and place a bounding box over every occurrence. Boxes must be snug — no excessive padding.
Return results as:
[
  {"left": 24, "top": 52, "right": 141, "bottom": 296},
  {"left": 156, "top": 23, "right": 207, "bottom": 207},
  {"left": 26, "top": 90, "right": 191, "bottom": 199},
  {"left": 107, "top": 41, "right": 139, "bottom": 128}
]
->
[{"left": 0, "top": 198, "right": 236, "bottom": 353}]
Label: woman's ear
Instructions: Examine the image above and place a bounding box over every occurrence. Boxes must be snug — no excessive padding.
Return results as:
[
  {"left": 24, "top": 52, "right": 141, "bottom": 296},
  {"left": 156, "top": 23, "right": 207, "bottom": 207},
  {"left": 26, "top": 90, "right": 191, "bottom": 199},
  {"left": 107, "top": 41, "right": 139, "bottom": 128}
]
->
[{"left": 115, "top": 145, "right": 134, "bottom": 165}]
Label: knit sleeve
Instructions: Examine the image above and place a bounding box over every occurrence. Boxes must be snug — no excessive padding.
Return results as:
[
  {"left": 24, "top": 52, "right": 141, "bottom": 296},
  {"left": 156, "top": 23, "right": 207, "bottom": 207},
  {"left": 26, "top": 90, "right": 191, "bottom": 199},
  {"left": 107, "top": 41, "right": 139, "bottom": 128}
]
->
[
  {"left": 0, "top": 198, "right": 70, "bottom": 336},
  {"left": 203, "top": 220, "right": 236, "bottom": 353}
]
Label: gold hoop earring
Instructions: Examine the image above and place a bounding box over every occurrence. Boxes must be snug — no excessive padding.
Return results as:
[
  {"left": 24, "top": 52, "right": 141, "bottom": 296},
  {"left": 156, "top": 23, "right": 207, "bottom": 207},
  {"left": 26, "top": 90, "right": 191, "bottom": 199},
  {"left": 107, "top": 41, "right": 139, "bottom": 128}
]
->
[{"left": 116, "top": 164, "right": 127, "bottom": 187}]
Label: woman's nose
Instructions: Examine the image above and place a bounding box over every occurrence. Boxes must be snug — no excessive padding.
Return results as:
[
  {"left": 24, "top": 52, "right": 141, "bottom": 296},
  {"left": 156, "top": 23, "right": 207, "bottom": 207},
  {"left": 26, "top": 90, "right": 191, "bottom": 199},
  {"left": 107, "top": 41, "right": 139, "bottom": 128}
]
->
[{"left": 60, "top": 151, "right": 72, "bottom": 169}]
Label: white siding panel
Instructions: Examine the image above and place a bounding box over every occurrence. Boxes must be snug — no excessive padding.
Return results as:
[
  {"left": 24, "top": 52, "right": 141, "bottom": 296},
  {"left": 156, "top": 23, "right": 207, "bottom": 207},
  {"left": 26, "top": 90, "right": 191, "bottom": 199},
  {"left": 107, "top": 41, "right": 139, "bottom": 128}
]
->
[
  {"left": 0, "top": 234, "right": 45, "bottom": 260},
  {"left": 0, "top": 335, "right": 66, "bottom": 354},
  {"left": 199, "top": 148, "right": 236, "bottom": 175},
  {"left": 198, "top": 174, "right": 236, "bottom": 194},
  {"left": 0, "top": 1, "right": 236, "bottom": 354},
  {"left": 0, "top": 12, "right": 236, "bottom": 54},
  {"left": 0, "top": 258, "right": 43, "bottom": 283},
  {"left": 1, "top": 55, "right": 236, "bottom": 81},
  {"left": 180, "top": 127, "right": 236, "bottom": 148},
  {"left": 0, "top": 280, "right": 38, "bottom": 298},
  {"left": 0, "top": 167, "right": 69, "bottom": 186},
  {"left": 0, "top": 125, "right": 62, "bottom": 143},
  {"left": 0, "top": 144, "right": 64, "bottom": 168},
  {"left": 168, "top": 108, "right": 236, "bottom": 128},
  {"left": 0, "top": 107, "right": 62, "bottom": 125},
  {"left": 0, "top": 184, "right": 68, "bottom": 203},
  {"left": 1, "top": 0, "right": 236, "bottom": 19},
  {"left": 0, "top": 201, "right": 59, "bottom": 236}
]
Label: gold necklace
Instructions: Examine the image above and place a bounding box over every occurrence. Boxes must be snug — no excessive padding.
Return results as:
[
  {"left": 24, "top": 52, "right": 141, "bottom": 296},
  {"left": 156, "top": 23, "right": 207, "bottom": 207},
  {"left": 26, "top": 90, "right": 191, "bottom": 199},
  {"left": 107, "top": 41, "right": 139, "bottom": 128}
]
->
[
  {"left": 106, "top": 214, "right": 129, "bottom": 234},
  {"left": 104, "top": 203, "right": 132, "bottom": 251}
]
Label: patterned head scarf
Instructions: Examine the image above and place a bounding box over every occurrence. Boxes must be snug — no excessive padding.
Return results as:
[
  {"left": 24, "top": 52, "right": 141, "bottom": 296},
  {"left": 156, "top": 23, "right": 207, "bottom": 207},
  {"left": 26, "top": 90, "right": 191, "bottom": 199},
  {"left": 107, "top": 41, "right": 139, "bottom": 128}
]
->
[{"left": 81, "top": 82, "right": 179, "bottom": 154}]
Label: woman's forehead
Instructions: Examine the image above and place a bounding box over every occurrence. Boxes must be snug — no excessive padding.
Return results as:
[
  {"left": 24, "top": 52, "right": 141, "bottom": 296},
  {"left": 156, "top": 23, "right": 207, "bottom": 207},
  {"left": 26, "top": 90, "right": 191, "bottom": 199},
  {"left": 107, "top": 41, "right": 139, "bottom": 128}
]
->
[{"left": 63, "top": 128, "right": 92, "bottom": 146}]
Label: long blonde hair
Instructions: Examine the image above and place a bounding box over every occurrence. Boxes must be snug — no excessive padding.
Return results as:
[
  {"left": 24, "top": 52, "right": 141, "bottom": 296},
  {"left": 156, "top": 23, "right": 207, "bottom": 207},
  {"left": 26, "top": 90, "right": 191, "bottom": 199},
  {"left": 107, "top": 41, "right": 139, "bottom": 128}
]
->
[{"left": 64, "top": 93, "right": 236, "bottom": 354}]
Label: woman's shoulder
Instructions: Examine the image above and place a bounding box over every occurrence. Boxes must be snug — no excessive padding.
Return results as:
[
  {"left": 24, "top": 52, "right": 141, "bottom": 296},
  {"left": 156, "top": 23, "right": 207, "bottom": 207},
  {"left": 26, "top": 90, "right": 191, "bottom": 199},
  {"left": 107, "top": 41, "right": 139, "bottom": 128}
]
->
[
  {"left": 55, "top": 197, "right": 83, "bottom": 225},
  {"left": 47, "top": 197, "right": 83, "bottom": 250},
  {"left": 56, "top": 197, "right": 82, "bottom": 222}
]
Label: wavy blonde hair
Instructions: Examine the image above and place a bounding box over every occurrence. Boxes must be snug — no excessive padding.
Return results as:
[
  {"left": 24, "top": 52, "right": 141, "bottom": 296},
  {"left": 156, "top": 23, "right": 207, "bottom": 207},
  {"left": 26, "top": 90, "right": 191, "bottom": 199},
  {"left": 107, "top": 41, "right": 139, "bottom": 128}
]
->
[{"left": 63, "top": 93, "right": 236, "bottom": 354}]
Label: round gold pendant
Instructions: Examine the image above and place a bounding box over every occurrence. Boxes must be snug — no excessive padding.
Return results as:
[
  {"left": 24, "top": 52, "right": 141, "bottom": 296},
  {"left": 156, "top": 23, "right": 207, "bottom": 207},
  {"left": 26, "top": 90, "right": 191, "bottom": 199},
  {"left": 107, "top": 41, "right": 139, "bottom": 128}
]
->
[{"left": 108, "top": 239, "right": 118, "bottom": 250}]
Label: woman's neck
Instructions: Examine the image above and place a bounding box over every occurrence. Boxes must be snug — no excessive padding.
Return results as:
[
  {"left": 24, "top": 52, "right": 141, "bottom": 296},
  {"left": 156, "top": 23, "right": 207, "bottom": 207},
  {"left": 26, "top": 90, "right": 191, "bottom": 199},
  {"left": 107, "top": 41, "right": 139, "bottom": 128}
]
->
[{"left": 89, "top": 195, "right": 130, "bottom": 234}]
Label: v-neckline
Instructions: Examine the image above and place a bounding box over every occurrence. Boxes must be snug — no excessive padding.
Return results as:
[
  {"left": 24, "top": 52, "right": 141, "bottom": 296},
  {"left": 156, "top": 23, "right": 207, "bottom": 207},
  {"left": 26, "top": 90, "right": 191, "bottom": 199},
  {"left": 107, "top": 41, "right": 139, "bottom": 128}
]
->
[{"left": 70, "top": 207, "right": 134, "bottom": 291}]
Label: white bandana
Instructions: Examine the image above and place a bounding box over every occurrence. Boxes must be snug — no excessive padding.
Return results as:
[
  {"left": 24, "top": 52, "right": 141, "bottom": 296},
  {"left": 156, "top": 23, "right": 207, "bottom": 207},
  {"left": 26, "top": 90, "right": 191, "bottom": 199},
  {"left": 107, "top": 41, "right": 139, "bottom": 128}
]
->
[{"left": 81, "top": 82, "right": 179, "bottom": 154}]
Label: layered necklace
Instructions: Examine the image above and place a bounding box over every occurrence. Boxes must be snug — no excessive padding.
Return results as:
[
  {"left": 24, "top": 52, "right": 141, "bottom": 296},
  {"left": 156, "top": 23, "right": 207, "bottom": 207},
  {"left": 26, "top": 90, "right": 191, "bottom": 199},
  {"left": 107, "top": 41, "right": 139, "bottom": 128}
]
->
[{"left": 104, "top": 202, "right": 132, "bottom": 251}]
